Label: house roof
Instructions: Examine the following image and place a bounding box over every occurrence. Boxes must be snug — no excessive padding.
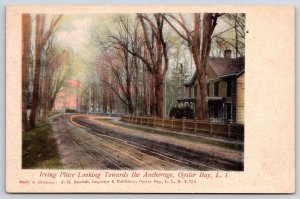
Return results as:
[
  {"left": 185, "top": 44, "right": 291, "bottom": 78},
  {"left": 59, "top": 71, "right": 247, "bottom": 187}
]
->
[
  {"left": 209, "top": 56, "right": 245, "bottom": 77},
  {"left": 184, "top": 56, "right": 245, "bottom": 86}
]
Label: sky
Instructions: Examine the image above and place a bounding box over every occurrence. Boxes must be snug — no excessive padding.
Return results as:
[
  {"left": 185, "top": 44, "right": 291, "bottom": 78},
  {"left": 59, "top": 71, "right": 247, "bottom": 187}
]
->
[{"left": 56, "top": 15, "right": 95, "bottom": 54}]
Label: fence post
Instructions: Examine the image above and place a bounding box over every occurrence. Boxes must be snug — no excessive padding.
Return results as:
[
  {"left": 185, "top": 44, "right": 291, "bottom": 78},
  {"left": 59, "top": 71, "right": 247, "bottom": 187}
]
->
[
  {"left": 194, "top": 121, "right": 197, "bottom": 133},
  {"left": 182, "top": 119, "right": 185, "bottom": 132},
  {"left": 162, "top": 119, "right": 164, "bottom": 128},
  {"left": 171, "top": 118, "right": 174, "bottom": 130},
  {"left": 228, "top": 124, "right": 231, "bottom": 137},
  {"left": 209, "top": 123, "right": 212, "bottom": 134}
]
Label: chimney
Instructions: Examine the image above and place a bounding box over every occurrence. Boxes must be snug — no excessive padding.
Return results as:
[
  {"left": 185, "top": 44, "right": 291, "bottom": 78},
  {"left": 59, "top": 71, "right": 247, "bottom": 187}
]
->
[{"left": 224, "top": 49, "right": 232, "bottom": 58}]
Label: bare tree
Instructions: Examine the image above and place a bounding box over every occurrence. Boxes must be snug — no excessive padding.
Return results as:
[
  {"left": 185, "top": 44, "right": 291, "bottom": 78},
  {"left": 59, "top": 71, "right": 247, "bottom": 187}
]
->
[
  {"left": 29, "top": 14, "right": 62, "bottom": 128},
  {"left": 163, "top": 13, "right": 222, "bottom": 120},
  {"left": 109, "top": 14, "right": 169, "bottom": 117},
  {"left": 97, "top": 47, "right": 134, "bottom": 113},
  {"left": 213, "top": 14, "right": 245, "bottom": 57},
  {"left": 22, "top": 14, "right": 31, "bottom": 131},
  {"left": 47, "top": 49, "right": 73, "bottom": 112},
  {"left": 98, "top": 15, "right": 143, "bottom": 114}
]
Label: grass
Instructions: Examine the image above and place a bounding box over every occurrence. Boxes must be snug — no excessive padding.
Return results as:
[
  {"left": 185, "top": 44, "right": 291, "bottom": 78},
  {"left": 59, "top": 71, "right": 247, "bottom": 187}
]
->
[
  {"left": 96, "top": 118, "right": 243, "bottom": 151},
  {"left": 48, "top": 110, "right": 62, "bottom": 117},
  {"left": 22, "top": 122, "right": 63, "bottom": 169}
]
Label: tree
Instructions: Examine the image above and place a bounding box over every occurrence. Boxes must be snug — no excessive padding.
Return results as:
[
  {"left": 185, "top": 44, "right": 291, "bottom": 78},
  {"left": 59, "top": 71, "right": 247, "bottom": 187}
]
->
[
  {"left": 98, "top": 15, "right": 144, "bottom": 114},
  {"left": 29, "top": 14, "right": 62, "bottom": 128},
  {"left": 212, "top": 13, "right": 245, "bottom": 57},
  {"left": 22, "top": 14, "right": 31, "bottom": 131},
  {"left": 110, "top": 14, "right": 169, "bottom": 117},
  {"left": 47, "top": 48, "right": 74, "bottom": 112},
  {"left": 163, "top": 13, "right": 222, "bottom": 120}
]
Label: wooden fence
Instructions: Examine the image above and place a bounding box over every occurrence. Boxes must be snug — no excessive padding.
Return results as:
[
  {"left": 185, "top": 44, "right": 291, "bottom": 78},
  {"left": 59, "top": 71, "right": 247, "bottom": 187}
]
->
[{"left": 121, "top": 115, "right": 244, "bottom": 141}]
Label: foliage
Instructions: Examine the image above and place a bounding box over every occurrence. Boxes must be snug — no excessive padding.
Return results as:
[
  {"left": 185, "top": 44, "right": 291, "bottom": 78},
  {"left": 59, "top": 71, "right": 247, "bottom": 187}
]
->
[{"left": 169, "top": 106, "right": 194, "bottom": 119}]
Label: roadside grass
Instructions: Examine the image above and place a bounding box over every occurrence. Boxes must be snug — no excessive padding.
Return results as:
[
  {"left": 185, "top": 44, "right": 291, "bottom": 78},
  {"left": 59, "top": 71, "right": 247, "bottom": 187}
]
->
[
  {"left": 96, "top": 118, "right": 243, "bottom": 151},
  {"left": 48, "top": 110, "right": 62, "bottom": 117},
  {"left": 22, "top": 122, "right": 63, "bottom": 169}
]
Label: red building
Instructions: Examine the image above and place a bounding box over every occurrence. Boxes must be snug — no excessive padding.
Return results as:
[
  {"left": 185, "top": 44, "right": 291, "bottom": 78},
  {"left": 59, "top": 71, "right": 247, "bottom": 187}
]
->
[{"left": 54, "top": 79, "right": 82, "bottom": 110}]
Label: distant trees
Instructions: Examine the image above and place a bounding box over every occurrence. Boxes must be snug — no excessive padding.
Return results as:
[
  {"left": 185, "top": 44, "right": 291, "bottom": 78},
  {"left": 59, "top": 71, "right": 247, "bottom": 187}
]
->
[
  {"left": 104, "top": 14, "right": 169, "bottom": 117},
  {"left": 89, "top": 14, "right": 168, "bottom": 116},
  {"left": 165, "top": 63, "right": 187, "bottom": 115},
  {"left": 94, "top": 53, "right": 119, "bottom": 113},
  {"left": 99, "top": 15, "right": 138, "bottom": 114},
  {"left": 46, "top": 48, "right": 74, "bottom": 113}
]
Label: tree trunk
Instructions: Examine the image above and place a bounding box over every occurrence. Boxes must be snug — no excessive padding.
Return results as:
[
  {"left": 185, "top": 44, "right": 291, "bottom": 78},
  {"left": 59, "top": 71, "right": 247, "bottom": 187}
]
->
[
  {"left": 102, "top": 88, "right": 107, "bottom": 113},
  {"left": 137, "top": 14, "right": 168, "bottom": 118},
  {"left": 48, "top": 98, "right": 55, "bottom": 112},
  {"left": 29, "top": 15, "right": 43, "bottom": 128},
  {"left": 41, "top": 58, "right": 50, "bottom": 123},
  {"left": 142, "top": 65, "right": 148, "bottom": 115},
  {"left": 149, "top": 76, "right": 155, "bottom": 116},
  {"left": 109, "top": 88, "right": 113, "bottom": 113},
  {"left": 134, "top": 59, "right": 139, "bottom": 114},
  {"left": 154, "top": 74, "right": 163, "bottom": 117},
  {"left": 125, "top": 67, "right": 133, "bottom": 114},
  {"left": 22, "top": 14, "right": 31, "bottom": 131},
  {"left": 197, "top": 13, "right": 215, "bottom": 120},
  {"left": 235, "top": 18, "right": 238, "bottom": 58}
]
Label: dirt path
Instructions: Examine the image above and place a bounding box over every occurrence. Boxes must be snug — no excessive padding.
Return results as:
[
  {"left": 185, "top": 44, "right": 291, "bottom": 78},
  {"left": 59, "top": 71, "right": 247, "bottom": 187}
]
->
[
  {"left": 49, "top": 114, "right": 243, "bottom": 170},
  {"left": 49, "top": 114, "right": 185, "bottom": 170},
  {"left": 88, "top": 116, "right": 243, "bottom": 162}
]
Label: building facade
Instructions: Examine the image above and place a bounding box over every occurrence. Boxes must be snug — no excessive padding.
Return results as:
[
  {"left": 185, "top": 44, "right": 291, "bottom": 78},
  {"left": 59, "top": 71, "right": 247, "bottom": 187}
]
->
[
  {"left": 177, "top": 50, "right": 245, "bottom": 124},
  {"left": 54, "top": 79, "right": 82, "bottom": 111}
]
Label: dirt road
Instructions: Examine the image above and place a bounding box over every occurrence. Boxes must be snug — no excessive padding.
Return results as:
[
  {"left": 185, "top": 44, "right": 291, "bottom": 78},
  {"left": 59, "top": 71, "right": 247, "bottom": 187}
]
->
[{"left": 50, "top": 114, "right": 243, "bottom": 170}]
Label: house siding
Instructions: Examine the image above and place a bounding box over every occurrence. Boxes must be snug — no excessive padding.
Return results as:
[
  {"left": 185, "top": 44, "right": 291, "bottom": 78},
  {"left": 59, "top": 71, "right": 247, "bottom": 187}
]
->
[
  {"left": 177, "top": 57, "right": 244, "bottom": 124},
  {"left": 236, "top": 73, "right": 245, "bottom": 124},
  {"left": 219, "top": 80, "right": 227, "bottom": 97}
]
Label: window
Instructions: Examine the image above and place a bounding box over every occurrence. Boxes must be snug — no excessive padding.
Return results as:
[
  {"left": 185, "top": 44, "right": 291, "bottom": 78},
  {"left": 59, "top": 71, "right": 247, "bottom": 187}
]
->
[
  {"left": 226, "top": 103, "right": 232, "bottom": 119},
  {"left": 209, "top": 103, "right": 213, "bottom": 118},
  {"left": 214, "top": 81, "right": 219, "bottom": 97},
  {"left": 214, "top": 103, "right": 219, "bottom": 118},
  {"left": 206, "top": 83, "right": 209, "bottom": 96},
  {"left": 226, "top": 80, "right": 232, "bottom": 97}
]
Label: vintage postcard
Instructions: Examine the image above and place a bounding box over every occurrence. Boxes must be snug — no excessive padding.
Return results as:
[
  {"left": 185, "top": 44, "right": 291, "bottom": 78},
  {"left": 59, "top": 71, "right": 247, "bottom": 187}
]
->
[{"left": 6, "top": 5, "right": 295, "bottom": 193}]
